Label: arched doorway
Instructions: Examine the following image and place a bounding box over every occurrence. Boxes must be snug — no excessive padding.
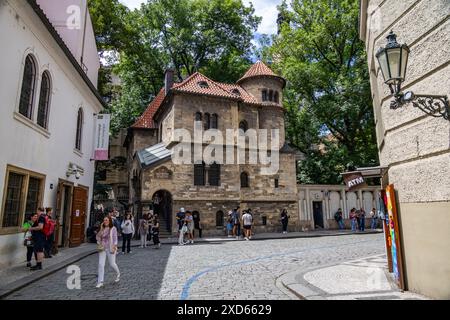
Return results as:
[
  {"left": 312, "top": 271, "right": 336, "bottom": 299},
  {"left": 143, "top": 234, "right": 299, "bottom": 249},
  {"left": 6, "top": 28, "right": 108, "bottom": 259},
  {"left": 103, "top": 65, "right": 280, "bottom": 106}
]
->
[{"left": 152, "top": 190, "right": 172, "bottom": 232}]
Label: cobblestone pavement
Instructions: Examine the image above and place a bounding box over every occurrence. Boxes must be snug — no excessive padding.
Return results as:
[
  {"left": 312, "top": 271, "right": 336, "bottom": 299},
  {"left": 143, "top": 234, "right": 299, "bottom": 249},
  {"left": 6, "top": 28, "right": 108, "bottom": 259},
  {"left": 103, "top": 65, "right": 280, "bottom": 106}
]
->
[{"left": 5, "top": 233, "right": 385, "bottom": 300}]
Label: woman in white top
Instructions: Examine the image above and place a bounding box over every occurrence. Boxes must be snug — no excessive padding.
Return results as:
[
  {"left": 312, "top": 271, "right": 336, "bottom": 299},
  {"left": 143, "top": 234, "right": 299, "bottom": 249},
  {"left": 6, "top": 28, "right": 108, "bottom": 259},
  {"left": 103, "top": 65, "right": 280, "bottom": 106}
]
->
[
  {"left": 121, "top": 213, "right": 135, "bottom": 254},
  {"left": 96, "top": 216, "right": 120, "bottom": 288}
]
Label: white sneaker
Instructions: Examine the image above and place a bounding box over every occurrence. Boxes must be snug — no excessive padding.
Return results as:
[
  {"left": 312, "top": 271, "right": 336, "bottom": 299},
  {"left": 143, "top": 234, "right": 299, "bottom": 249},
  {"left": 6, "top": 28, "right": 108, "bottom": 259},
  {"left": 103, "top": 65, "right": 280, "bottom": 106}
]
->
[
  {"left": 96, "top": 282, "right": 104, "bottom": 288},
  {"left": 179, "top": 242, "right": 185, "bottom": 246},
  {"left": 245, "top": 237, "right": 249, "bottom": 241},
  {"left": 191, "top": 240, "right": 194, "bottom": 244},
  {"left": 249, "top": 236, "right": 252, "bottom": 240},
  {"left": 115, "top": 274, "right": 120, "bottom": 283}
]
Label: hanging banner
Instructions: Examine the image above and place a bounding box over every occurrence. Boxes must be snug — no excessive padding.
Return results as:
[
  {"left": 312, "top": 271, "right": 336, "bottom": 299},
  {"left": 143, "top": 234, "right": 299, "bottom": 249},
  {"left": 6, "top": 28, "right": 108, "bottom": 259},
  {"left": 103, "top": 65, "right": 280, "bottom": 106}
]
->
[
  {"left": 93, "top": 114, "right": 110, "bottom": 161},
  {"left": 385, "top": 184, "right": 405, "bottom": 290},
  {"left": 342, "top": 171, "right": 367, "bottom": 191}
]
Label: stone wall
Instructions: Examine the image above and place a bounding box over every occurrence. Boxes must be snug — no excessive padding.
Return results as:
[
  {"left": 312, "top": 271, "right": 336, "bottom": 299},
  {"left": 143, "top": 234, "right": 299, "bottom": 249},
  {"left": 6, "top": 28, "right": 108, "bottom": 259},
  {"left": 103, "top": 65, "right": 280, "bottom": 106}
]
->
[{"left": 361, "top": 0, "right": 450, "bottom": 299}]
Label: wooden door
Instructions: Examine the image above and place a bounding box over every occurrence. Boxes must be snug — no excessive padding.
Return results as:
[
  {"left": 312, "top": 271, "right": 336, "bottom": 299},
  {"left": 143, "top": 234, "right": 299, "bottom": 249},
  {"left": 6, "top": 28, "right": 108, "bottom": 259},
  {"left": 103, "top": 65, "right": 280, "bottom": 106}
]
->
[{"left": 70, "top": 187, "right": 88, "bottom": 247}]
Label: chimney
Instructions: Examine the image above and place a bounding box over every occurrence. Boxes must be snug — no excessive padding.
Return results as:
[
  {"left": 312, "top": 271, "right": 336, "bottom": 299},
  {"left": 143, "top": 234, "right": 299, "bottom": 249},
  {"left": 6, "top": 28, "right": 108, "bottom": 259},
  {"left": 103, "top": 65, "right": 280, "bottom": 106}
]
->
[{"left": 164, "top": 69, "right": 174, "bottom": 95}]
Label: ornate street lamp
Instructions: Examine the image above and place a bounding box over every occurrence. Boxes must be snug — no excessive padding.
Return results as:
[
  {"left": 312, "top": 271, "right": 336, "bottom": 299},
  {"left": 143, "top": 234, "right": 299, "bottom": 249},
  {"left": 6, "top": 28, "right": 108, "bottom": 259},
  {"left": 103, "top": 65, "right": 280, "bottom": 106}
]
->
[{"left": 376, "top": 31, "right": 449, "bottom": 120}]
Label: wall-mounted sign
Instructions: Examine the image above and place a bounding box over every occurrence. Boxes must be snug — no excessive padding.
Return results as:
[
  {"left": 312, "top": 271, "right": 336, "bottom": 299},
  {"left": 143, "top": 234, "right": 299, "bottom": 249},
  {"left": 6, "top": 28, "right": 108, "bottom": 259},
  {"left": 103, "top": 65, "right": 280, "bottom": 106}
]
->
[
  {"left": 75, "top": 210, "right": 80, "bottom": 217},
  {"left": 343, "top": 172, "right": 367, "bottom": 191},
  {"left": 93, "top": 114, "right": 110, "bottom": 161},
  {"left": 154, "top": 167, "right": 173, "bottom": 179}
]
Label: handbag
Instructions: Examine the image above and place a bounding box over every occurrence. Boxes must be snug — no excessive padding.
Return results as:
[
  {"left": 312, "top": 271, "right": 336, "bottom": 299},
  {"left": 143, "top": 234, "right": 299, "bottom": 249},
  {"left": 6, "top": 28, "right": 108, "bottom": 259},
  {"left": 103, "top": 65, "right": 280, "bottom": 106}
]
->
[
  {"left": 97, "top": 243, "right": 104, "bottom": 252},
  {"left": 181, "top": 224, "right": 188, "bottom": 234}
]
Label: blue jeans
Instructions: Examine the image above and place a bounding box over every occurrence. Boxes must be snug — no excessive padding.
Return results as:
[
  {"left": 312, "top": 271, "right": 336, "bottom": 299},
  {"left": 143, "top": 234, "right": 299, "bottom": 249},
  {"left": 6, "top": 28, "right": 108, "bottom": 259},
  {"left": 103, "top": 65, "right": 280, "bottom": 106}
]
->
[
  {"left": 371, "top": 218, "right": 378, "bottom": 229},
  {"left": 360, "top": 217, "right": 365, "bottom": 231},
  {"left": 338, "top": 220, "right": 345, "bottom": 230},
  {"left": 351, "top": 219, "right": 357, "bottom": 231}
]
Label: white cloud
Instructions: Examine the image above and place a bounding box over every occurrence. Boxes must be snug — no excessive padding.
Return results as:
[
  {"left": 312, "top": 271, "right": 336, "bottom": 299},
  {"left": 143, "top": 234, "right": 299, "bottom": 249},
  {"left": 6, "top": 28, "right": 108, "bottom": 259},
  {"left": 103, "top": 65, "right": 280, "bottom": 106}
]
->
[
  {"left": 244, "top": 0, "right": 282, "bottom": 35},
  {"left": 120, "top": 0, "right": 281, "bottom": 35}
]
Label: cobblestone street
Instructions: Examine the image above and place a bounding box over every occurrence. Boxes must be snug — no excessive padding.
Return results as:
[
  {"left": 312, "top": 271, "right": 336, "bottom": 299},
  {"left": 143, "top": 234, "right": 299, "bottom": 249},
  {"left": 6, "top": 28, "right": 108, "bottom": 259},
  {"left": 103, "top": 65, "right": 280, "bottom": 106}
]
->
[{"left": 6, "top": 233, "right": 385, "bottom": 300}]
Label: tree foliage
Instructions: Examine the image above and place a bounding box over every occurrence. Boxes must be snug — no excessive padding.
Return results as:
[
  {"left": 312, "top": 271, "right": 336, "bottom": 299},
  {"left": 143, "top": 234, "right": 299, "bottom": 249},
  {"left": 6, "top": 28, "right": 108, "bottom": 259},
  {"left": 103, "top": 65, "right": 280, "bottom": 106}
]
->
[
  {"left": 271, "top": 0, "right": 379, "bottom": 184},
  {"left": 88, "top": 0, "right": 260, "bottom": 134}
]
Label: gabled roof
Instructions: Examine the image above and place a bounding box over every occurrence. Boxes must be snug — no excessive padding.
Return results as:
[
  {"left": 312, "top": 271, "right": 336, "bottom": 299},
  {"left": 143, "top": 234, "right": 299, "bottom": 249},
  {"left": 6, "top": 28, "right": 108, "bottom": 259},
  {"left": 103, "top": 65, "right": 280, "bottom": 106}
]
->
[
  {"left": 172, "top": 72, "right": 239, "bottom": 100},
  {"left": 137, "top": 143, "right": 172, "bottom": 168},
  {"left": 132, "top": 88, "right": 165, "bottom": 129},
  {"left": 237, "top": 61, "right": 286, "bottom": 87},
  {"left": 217, "top": 83, "right": 259, "bottom": 105}
]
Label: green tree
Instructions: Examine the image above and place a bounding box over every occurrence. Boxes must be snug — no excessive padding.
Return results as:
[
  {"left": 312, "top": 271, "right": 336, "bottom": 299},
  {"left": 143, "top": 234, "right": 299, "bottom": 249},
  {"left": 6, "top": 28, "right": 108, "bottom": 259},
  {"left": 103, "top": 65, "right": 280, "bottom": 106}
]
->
[
  {"left": 88, "top": 0, "right": 260, "bottom": 133},
  {"left": 272, "top": 0, "right": 379, "bottom": 184}
]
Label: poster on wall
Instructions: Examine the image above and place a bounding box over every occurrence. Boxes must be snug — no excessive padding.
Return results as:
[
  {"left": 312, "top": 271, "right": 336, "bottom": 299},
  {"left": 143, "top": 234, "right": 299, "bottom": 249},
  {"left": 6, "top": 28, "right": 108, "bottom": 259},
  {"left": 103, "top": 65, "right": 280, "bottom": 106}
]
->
[
  {"left": 93, "top": 114, "right": 110, "bottom": 161},
  {"left": 385, "top": 184, "right": 405, "bottom": 290}
]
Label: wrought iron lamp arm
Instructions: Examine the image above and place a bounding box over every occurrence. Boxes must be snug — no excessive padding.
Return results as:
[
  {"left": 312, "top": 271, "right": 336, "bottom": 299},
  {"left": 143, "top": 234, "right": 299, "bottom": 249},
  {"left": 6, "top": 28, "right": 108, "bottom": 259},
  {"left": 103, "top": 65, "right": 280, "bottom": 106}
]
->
[{"left": 391, "top": 92, "right": 450, "bottom": 121}]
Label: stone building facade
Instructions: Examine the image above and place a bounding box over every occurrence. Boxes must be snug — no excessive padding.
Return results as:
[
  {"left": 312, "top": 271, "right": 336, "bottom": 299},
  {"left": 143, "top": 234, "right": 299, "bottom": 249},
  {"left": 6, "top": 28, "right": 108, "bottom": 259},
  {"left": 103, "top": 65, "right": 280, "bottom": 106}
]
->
[
  {"left": 125, "top": 62, "right": 301, "bottom": 236},
  {"left": 360, "top": 0, "right": 450, "bottom": 299}
]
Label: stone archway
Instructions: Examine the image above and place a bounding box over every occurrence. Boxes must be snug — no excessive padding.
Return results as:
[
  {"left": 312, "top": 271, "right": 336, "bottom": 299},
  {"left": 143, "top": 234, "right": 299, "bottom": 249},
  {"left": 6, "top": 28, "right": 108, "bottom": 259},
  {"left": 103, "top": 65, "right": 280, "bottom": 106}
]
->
[{"left": 152, "top": 190, "right": 173, "bottom": 233}]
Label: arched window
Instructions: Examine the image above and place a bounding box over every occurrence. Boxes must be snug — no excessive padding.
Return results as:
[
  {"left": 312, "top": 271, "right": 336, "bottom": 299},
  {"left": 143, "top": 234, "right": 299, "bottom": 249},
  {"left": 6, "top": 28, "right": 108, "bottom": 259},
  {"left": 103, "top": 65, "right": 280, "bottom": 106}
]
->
[
  {"left": 262, "top": 89, "right": 267, "bottom": 102},
  {"left": 37, "top": 71, "right": 51, "bottom": 129},
  {"left": 232, "top": 88, "right": 241, "bottom": 96},
  {"left": 204, "top": 113, "right": 210, "bottom": 130},
  {"left": 209, "top": 162, "right": 220, "bottom": 186},
  {"left": 240, "top": 172, "right": 249, "bottom": 188},
  {"left": 274, "top": 91, "right": 279, "bottom": 104},
  {"left": 268, "top": 90, "right": 273, "bottom": 102},
  {"left": 211, "top": 114, "right": 218, "bottom": 129},
  {"left": 239, "top": 120, "right": 248, "bottom": 132},
  {"left": 216, "top": 211, "right": 224, "bottom": 227},
  {"left": 195, "top": 112, "right": 202, "bottom": 122},
  {"left": 194, "top": 162, "right": 205, "bottom": 186},
  {"left": 19, "top": 55, "right": 37, "bottom": 119},
  {"left": 75, "top": 108, "right": 83, "bottom": 151}
]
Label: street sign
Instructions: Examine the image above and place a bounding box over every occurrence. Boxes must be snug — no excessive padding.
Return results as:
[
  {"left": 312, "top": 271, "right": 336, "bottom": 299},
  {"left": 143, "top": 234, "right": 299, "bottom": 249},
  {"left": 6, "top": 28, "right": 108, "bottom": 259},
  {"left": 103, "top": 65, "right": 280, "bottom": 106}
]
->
[{"left": 343, "top": 171, "right": 367, "bottom": 191}]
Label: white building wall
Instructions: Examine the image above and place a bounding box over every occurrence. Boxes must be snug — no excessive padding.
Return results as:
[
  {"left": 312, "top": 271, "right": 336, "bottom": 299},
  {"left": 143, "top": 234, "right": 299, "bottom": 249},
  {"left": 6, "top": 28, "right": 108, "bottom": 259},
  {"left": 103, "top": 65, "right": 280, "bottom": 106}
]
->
[{"left": 0, "top": 0, "right": 102, "bottom": 268}]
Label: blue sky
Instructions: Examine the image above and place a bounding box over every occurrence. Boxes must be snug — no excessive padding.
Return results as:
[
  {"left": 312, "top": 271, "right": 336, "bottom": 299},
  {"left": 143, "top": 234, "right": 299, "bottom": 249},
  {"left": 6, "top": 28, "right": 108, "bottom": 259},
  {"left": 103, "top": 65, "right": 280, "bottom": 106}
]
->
[{"left": 119, "top": 0, "right": 282, "bottom": 35}]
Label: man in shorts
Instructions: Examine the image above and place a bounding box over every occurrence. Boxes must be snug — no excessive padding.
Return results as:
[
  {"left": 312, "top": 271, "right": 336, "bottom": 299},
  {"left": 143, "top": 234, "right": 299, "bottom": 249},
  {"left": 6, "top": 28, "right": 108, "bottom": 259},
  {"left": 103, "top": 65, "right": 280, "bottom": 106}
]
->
[
  {"left": 29, "top": 207, "right": 46, "bottom": 270},
  {"left": 242, "top": 210, "right": 253, "bottom": 241}
]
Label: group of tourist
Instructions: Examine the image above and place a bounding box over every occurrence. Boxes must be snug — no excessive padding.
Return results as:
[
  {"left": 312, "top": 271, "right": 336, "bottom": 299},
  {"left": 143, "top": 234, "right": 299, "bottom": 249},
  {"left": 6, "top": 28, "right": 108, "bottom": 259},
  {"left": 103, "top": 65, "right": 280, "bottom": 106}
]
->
[
  {"left": 334, "top": 207, "right": 380, "bottom": 231},
  {"left": 22, "top": 207, "right": 57, "bottom": 271}
]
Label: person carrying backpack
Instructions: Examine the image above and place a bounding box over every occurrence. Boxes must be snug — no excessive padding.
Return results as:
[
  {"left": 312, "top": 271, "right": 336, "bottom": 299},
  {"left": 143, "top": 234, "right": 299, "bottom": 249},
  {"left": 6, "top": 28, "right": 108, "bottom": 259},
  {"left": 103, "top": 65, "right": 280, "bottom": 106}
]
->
[
  {"left": 43, "top": 207, "right": 56, "bottom": 258},
  {"left": 334, "top": 208, "right": 345, "bottom": 230}
]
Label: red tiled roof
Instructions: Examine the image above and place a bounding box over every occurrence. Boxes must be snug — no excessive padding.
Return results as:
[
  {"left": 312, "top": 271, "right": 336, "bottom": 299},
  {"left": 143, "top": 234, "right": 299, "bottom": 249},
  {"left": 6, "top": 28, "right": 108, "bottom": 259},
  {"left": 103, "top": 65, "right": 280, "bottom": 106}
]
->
[
  {"left": 131, "top": 88, "right": 165, "bottom": 129},
  {"left": 237, "top": 61, "right": 285, "bottom": 86},
  {"left": 216, "top": 83, "right": 259, "bottom": 105},
  {"left": 172, "top": 72, "right": 239, "bottom": 100}
]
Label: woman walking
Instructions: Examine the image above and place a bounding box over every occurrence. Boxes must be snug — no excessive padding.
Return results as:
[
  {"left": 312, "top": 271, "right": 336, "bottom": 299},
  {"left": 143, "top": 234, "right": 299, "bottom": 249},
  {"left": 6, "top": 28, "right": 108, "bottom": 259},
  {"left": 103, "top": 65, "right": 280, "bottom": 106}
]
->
[
  {"left": 152, "top": 215, "right": 161, "bottom": 249},
  {"left": 121, "top": 213, "right": 134, "bottom": 254},
  {"left": 96, "top": 216, "right": 120, "bottom": 288},
  {"left": 281, "top": 209, "right": 289, "bottom": 234},
  {"left": 185, "top": 211, "right": 195, "bottom": 244},
  {"left": 139, "top": 214, "right": 149, "bottom": 248}
]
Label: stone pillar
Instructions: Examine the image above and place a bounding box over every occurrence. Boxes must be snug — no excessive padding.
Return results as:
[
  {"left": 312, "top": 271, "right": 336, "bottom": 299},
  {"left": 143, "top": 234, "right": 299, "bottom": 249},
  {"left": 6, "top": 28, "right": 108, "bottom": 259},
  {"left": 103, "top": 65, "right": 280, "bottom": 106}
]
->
[
  {"left": 358, "top": 189, "right": 363, "bottom": 209},
  {"left": 341, "top": 189, "right": 347, "bottom": 219}
]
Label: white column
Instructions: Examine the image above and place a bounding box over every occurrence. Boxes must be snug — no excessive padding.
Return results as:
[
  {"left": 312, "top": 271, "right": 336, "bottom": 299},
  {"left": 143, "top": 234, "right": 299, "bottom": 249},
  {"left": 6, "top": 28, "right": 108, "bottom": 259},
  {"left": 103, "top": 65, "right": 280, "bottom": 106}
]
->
[
  {"left": 341, "top": 189, "right": 347, "bottom": 218},
  {"left": 358, "top": 189, "right": 363, "bottom": 209}
]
